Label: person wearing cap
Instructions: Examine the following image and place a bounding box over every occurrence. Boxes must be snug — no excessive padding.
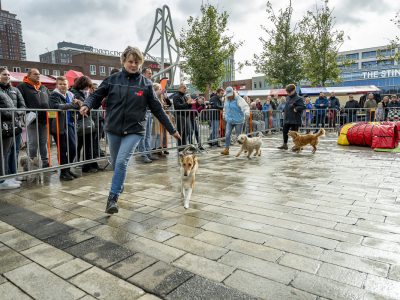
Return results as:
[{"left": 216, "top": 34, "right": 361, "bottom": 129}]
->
[
  {"left": 278, "top": 84, "right": 305, "bottom": 150},
  {"left": 221, "top": 86, "right": 250, "bottom": 155}
]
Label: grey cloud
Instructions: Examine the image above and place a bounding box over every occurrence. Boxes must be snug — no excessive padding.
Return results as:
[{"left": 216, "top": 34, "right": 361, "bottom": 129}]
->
[
  {"left": 304, "top": 0, "right": 392, "bottom": 25},
  {"left": 175, "top": 0, "right": 264, "bottom": 22}
]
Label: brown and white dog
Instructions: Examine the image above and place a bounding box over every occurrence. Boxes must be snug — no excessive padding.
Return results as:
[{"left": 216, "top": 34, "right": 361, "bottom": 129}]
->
[
  {"left": 180, "top": 146, "right": 199, "bottom": 209},
  {"left": 288, "top": 128, "right": 325, "bottom": 153},
  {"left": 236, "top": 132, "right": 263, "bottom": 159}
]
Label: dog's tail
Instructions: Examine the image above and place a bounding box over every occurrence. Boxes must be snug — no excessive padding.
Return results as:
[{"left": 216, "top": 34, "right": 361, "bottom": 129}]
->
[{"left": 315, "top": 128, "right": 325, "bottom": 137}]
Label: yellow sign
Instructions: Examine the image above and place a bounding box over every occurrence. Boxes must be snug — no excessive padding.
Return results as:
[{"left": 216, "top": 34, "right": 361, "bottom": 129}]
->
[{"left": 47, "top": 112, "right": 58, "bottom": 119}]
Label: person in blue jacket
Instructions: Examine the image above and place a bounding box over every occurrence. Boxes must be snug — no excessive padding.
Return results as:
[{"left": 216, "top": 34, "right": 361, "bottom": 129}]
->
[{"left": 314, "top": 92, "right": 329, "bottom": 131}]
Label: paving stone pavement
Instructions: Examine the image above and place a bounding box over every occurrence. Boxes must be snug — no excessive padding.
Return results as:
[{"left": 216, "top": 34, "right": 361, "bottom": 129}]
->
[{"left": 2, "top": 134, "right": 400, "bottom": 299}]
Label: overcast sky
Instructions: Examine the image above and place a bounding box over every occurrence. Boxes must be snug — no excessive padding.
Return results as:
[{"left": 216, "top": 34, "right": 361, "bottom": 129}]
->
[{"left": 4, "top": 0, "right": 399, "bottom": 80}]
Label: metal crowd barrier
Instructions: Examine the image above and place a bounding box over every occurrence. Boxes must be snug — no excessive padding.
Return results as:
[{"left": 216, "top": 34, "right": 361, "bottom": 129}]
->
[{"left": 2, "top": 106, "right": 396, "bottom": 180}]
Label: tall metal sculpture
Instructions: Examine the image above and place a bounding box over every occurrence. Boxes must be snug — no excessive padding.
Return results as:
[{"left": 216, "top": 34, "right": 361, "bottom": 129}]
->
[{"left": 144, "top": 5, "right": 180, "bottom": 86}]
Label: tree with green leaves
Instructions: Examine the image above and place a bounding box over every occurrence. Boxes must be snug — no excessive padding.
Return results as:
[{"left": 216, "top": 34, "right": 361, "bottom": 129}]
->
[
  {"left": 299, "top": 0, "right": 345, "bottom": 86},
  {"left": 377, "top": 11, "right": 400, "bottom": 62},
  {"left": 179, "top": 4, "right": 240, "bottom": 97},
  {"left": 253, "top": 1, "right": 303, "bottom": 87}
]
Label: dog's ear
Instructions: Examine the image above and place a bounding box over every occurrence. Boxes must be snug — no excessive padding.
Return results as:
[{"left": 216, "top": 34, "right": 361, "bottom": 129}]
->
[{"left": 193, "top": 155, "right": 198, "bottom": 165}]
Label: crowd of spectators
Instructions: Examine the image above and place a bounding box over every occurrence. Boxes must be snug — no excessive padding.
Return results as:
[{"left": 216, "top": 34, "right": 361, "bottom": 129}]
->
[{"left": 2, "top": 64, "right": 399, "bottom": 189}]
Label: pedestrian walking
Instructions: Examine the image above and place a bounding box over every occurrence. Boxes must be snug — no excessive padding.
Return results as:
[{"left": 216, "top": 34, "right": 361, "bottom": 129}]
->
[{"left": 80, "top": 46, "right": 180, "bottom": 214}]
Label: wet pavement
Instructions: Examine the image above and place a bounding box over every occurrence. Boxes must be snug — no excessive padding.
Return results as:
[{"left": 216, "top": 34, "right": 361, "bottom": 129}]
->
[{"left": 1, "top": 133, "right": 400, "bottom": 299}]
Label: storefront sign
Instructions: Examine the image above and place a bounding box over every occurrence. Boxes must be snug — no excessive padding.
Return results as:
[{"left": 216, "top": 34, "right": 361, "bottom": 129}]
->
[
  {"left": 363, "top": 68, "right": 400, "bottom": 79},
  {"left": 92, "top": 48, "right": 122, "bottom": 56}
]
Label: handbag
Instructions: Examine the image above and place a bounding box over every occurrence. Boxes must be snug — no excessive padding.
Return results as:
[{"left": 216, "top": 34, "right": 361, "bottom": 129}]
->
[
  {"left": 76, "top": 117, "right": 95, "bottom": 136},
  {"left": 2, "top": 120, "right": 22, "bottom": 138}
]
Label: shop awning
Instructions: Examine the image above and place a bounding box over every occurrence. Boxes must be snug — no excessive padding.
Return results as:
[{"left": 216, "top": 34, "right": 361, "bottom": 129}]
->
[
  {"left": 238, "top": 89, "right": 287, "bottom": 97},
  {"left": 300, "top": 85, "right": 381, "bottom": 95}
]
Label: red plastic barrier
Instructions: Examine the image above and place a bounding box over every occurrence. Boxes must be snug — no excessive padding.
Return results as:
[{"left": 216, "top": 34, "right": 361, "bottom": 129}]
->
[{"left": 371, "top": 125, "right": 398, "bottom": 149}]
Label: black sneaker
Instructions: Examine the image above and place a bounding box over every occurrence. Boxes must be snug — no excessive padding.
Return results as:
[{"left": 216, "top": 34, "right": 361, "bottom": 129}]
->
[
  {"left": 67, "top": 170, "right": 79, "bottom": 178},
  {"left": 105, "top": 193, "right": 119, "bottom": 214},
  {"left": 60, "top": 172, "right": 74, "bottom": 181}
]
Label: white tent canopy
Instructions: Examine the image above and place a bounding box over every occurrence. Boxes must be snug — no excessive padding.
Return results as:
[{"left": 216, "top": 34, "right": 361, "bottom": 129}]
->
[{"left": 300, "top": 85, "right": 381, "bottom": 95}]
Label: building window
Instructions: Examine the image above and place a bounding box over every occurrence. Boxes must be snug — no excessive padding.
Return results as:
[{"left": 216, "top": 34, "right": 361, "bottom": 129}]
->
[
  {"left": 42, "top": 69, "right": 49, "bottom": 75},
  {"left": 90, "top": 65, "right": 96, "bottom": 75},
  {"left": 361, "top": 61, "right": 378, "bottom": 69},
  {"left": 100, "top": 66, "right": 106, "bottom": 76},
  {"left": 361, "top": 51, "right": 377, "bottom": 59},
  {"left": 259, "top": 81, "right": 262, "bottom": 88},
  {"left": 53, "top": 70, "right": 60, "bottom": 76},
  {"left": 13, "top": 67, "right": 21, "bottom": 72},
  {"left": 109, "top": 67, "right": 114, "bottom": 75},
  {"left": 345, "top": 53, "right": 359, "bottom": 60},
  {"left": 25, "top": 68, "right": 30, "bottom": 72},
  {"left": 63, "top": 71, "right": 67, "bottom": 75},
  {"left": 0, "top": 66, "right": 7, "bottom": 70},
  {"left": 378, "top": 49, "right": 395, "bottom": 57},
  {"left": 253, "top": 82, "right": 257, "bottom": 89},
  {"left": 377, "top": 59, "right": 394, "bottom": 66}
]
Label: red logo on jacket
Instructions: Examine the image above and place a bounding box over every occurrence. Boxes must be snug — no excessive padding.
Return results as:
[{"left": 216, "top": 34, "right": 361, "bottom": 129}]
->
[{"left": 136, "top": 90, "right": 143, "bottom": 96}]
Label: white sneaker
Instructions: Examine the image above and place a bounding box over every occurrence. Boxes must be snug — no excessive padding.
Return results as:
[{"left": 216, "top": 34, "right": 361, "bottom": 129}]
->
[
  {"left": 9, "top": 178, "right": 22, "bottom": 184},
  {"left": 5, "top": 179, "right": 20, "bottom": 186},
  {"left": 0, "top": 180, "right": 20, "bottom": 190}
]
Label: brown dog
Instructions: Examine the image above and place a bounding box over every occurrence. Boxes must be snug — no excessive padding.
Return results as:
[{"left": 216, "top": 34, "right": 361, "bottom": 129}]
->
[
  {"left": 288, "top": 128, "right": 325, "bottom": 153},
  {"left": 180, "top": 146, "right": 199, "bottom": 209}
]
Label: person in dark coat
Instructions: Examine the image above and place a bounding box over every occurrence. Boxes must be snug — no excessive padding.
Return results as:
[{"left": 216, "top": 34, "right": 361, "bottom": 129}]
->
[
  {"left": 0, "top": 68, "right": 26, "bottom": 184},
  {"left": 0, "top": 67, "right": 25, "bottom": 189},
  {"left": 278, "top": 84, "right": 306, "bottom": 150},
  {"left": 49, "top": 76, "right": 82, "bottom": 181},
  {"left": 17, "top": 68, "right": 50, "bottom": 168},
  {"left": 80, "top": 46, "right": 180, "bottom": 214},
  {"left": 314, "top": 92, "right": 329, "bottom": 130},
  {"left": 70, "top": 76, "right": 100, "bottom": 173},
  {"left": 173, "top": 83, "right": 195, "bottom": 149},
  {"left": 328, "top": 92, "right": 340, "bottom": 128},
  {"left": 344, "top": 95, "right": 360, "bottom": 123},
  {"left": 208, "top": 88, "right": 224, "bottom": 146}
]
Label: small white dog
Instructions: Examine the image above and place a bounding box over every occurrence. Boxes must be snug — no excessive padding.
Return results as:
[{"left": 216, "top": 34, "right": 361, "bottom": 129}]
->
[
  {"left": 236, "top": 132, "right": 263, "bottom": 159},
  {"left": 180, "top": 146, "right": 199, "bottom": 209}
]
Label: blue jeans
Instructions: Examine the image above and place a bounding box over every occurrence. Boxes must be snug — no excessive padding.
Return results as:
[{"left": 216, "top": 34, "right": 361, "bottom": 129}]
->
[
  {"left": 137, "top": 111, "right": 153, "bottom": 157},
  {"left": 7, "top": 133, "right": 21, "bottom": 174},
  {"left": 107, "top": 132, "right": 142, "bottom": 195},
  {"left": 209, "top": 119, "right": 219, "bottom": 141},
  {"left": 225, "top": 122, "right": 243, "bottom": 148}
]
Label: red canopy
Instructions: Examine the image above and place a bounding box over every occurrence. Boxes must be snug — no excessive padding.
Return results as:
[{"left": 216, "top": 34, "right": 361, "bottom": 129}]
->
[
  {"left": 10, "top": 72, "right": 56, "bottom": 84},
  {"left": 64, "top": 70, "right": 84, "bottom": 86},
  {"left": 10, "top": 72, "right": 56, "bottom": 89}
]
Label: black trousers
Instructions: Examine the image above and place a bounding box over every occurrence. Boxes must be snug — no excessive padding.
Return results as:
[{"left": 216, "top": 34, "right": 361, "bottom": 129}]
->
[
  {"left": 176, "top": 114, "right": 191, "bottom": 147},
  {"left": 283, "top": 124, "right": 299, "bottom": 144},
  {"left": 77, "top": 132, "right": 99, "bottom": 171},
  {"left": 52, "top": 126, "right": 76, "bottom": 174}
]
